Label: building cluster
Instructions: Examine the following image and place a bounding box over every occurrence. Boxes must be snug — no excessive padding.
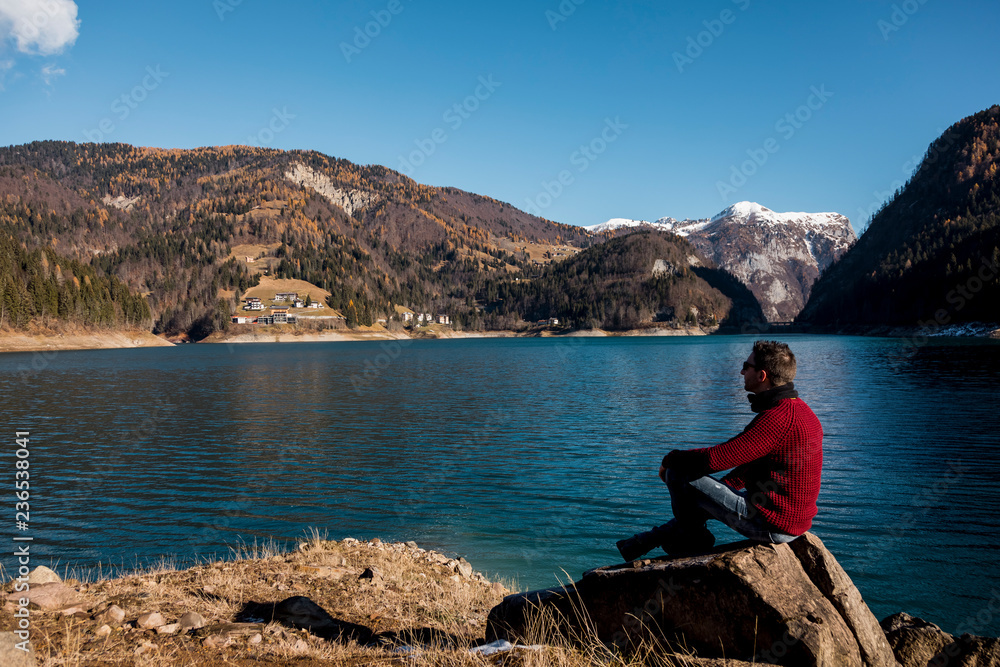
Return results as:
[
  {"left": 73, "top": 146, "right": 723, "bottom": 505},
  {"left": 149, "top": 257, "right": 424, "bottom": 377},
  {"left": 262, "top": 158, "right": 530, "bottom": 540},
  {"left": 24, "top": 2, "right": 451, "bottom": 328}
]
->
[
  {"left": 233, "top": 293, "right": 331, "bottom": 326},
  {"left": 400, "top": 312, "right": 451, "bottom": 325}
]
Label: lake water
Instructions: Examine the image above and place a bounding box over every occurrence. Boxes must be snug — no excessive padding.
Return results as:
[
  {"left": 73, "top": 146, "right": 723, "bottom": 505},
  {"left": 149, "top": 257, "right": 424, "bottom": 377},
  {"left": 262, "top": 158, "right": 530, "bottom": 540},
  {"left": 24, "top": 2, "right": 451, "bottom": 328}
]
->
[{"left": 3, "top": 334, "right": 999, "bottom": 636}]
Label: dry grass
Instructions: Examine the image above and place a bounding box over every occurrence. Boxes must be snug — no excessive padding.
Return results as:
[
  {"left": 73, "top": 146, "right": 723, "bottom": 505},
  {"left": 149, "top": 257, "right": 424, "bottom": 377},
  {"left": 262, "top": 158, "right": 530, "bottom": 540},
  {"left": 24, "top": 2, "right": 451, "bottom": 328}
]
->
[{"left": 1, "top": 535, "right": 705, "bottom": 667}]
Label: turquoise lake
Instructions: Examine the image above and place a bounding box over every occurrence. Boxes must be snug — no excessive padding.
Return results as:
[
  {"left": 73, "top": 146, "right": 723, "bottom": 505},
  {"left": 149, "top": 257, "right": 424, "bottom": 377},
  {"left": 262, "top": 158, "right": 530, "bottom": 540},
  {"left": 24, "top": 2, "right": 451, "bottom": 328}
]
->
[{"left": 3, "top": 334, "right": 999, "bottom": 636}]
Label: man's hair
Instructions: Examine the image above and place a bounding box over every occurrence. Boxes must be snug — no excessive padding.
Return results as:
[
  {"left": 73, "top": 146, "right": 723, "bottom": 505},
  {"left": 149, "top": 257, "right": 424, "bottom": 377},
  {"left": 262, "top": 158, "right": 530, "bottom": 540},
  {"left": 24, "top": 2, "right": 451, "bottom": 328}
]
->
[{"left": 753, "top": 340, "right": 797, "bottom": 386}]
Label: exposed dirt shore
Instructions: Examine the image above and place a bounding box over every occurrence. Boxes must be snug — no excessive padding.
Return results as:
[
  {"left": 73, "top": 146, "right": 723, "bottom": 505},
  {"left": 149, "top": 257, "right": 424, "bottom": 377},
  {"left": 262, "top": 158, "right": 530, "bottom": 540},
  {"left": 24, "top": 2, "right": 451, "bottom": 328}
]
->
[{"left": 0, "top": 331, "right": 173, "bottom": 354}]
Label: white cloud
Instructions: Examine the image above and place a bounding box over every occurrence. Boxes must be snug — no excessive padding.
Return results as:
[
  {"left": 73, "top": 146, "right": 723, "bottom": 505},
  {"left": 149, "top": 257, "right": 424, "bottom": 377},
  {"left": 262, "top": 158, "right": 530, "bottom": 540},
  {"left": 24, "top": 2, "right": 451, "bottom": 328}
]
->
[
  {"left": 40, "top": 61, "right": 62, "bottom": 84},
  {"left": 0, "top": 0, "right": 80, "bottom": 56}
]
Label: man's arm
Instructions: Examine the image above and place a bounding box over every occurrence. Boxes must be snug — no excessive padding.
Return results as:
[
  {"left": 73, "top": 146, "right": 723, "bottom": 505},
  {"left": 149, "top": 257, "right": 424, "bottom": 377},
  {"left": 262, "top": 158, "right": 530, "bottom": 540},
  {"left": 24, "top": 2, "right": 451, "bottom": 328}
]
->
[{"left": 660, "top": 406, "right": 791, "bottom": 483}]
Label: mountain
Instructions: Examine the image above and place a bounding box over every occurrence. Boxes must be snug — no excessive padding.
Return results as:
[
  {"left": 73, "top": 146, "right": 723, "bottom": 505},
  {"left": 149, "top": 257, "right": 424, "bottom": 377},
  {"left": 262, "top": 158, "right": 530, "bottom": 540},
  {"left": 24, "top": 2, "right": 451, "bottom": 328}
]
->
[
  {"left": 799, "top": 106, "right": 1000, "bottom": 327},
  {"left": 485, "top": 230, "right": 765, "bottom": 330},
  {"left": 587, "top": 202, "right": 856, "bottom": 321},
  {"left": 0, "top": 141, "right": 593, "bottom": 337}
]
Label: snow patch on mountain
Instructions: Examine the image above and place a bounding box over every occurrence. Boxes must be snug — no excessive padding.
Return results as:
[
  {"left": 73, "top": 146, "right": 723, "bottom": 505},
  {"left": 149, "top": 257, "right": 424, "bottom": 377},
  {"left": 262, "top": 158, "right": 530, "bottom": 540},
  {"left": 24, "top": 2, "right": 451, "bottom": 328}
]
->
[{"left": 588, "top": 201, "right": 857, "bottom": 321}]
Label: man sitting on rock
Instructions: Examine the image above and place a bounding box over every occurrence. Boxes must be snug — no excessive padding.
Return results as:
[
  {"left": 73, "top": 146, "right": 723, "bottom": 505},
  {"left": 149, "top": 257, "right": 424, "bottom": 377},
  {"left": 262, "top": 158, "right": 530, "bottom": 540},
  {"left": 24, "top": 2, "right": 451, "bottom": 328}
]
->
[{"left": 617, "top": 340, "right": 824, "bottom": 561}]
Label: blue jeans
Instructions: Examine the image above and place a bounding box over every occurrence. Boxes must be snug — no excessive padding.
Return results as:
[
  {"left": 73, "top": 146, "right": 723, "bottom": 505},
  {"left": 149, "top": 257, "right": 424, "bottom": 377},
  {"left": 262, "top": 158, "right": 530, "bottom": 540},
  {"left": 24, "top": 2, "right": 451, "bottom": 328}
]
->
[{"left": 666, "top": 469, "right": 797, "bottom": 544}]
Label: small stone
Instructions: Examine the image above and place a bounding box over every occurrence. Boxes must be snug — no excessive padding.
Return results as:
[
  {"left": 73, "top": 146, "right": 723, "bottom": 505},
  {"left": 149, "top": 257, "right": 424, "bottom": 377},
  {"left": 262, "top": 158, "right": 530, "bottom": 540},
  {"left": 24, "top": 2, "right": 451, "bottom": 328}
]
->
[
  {"left": 371, "top": 537, "right": 381, "bottom": 545},
  {"left": 134, "top": 640, "right": 157, "bottom": 655},
  {"left": 27, "top": 566, "right": 62, "bottom": 585},
  {"left": 270, "top": 555, "right": 283, "bottom": 562},
  {"left": 8, "top": 582, "right": 81, "bottom": 611},
  {"left": 406, "top": 541, "right": 419, "bottom": 549},
  {"left": 202, "top": 635, "right": 224, "bottom": 649},
  {"left": 293, "top": 638, "right": 308, "bottom": 652},
  {"left": 178, "top": 611, "right": 206, "bottom": 630},
  {"left": 98, "top": 604, "right": 126, "bottom": 625},
  {"left": 491, "top": 582, "right": 507, "bottom": 595},
  {"left": 95, "top": 624, "right": 111, "bottom": 637},
  {"left": 0, "top": 632, "right": 35, "bottom": 666},
  {"left": 249, "top": 632, "right": 263, "bottom": 644},
  {"left": 202, "top": 585, "right": 216, "bottom": 595},
  {"left": 156, "top": 623, "right": 180, "bottom": 635},
  {"left": 59, "top": 604, "right": 87, "bottom": 616},
  {"left": 454, "top": 560, "right": 474, "bottom": 578},
  {"left": 136, "top": 611, "right": 165, "bottom": 629}
]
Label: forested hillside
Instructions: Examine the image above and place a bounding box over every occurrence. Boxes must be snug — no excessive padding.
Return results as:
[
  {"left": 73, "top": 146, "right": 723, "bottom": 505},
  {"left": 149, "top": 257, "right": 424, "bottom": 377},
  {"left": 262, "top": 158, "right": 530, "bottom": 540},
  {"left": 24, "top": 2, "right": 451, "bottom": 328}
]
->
[
  {"left": 0, "top": 141, "right": 766, "bottom": 338},
  {"left": 484, "top": 231, "right": 765, "bottom": 330},
  {"left": 800, "top": 106, "right": 1000, "bottom": 326}
]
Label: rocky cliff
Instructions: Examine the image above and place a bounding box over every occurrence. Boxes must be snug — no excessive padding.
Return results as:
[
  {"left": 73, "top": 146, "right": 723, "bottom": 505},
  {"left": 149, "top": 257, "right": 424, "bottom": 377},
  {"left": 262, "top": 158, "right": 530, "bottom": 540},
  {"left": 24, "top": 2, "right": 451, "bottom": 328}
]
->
[{"left": 589, "top": 202, "right": 856, "bottom": 322}]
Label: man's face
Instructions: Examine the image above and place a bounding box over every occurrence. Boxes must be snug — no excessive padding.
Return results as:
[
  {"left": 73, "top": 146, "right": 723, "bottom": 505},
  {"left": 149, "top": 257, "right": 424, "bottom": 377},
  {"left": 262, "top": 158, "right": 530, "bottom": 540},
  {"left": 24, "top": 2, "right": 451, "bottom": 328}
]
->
[{"left": 741, "top": 351, "right": 769, "bottom": 393}]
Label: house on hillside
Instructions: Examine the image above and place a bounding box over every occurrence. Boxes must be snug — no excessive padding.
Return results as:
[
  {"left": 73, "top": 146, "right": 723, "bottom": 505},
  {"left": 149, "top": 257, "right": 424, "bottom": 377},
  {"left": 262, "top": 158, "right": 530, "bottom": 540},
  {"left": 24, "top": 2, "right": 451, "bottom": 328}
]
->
[
  {"left": 436, "top": 314, "right": 451, "bottom": 325},
  {"left": 308, "top": 301, "right": 322, "bottom": 309},
  {"left": 401, "top": 312, "right": 413, "bottom": 322},
  {"left": 292, "top": 299, "right": 305, "bottom": 308},
  {"left": 274, "top": 292, "right": 298, "bottom": 302},
  {"left": 245, "top": 297, "right": 264, "bottom": 311},
  {"left": 232, "top": 316, "right": 254, "bottom": 324},
  {"left": 272, "top": 307, "right": 289, "bottom": 324}
]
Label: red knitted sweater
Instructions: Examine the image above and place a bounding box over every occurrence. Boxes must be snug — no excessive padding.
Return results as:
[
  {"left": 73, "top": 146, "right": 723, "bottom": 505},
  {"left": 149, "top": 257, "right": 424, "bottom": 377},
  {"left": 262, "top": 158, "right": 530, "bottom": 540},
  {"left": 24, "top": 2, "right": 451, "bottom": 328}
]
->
[{"left": 691, "top": 398, "right": 823, "bottom": 536}]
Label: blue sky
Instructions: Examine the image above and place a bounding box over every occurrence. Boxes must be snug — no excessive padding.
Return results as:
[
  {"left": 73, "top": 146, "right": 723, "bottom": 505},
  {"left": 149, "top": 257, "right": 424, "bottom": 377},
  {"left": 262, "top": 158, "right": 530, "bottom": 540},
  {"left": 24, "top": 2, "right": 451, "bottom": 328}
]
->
[{"left": 1, "top": 0, "right": 998, "bottom": 234}]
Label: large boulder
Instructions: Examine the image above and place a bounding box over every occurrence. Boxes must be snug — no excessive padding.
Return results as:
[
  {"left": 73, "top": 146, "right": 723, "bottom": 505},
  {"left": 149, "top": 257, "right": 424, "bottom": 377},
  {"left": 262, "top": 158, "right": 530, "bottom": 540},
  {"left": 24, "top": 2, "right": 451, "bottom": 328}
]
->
[
  {"left": 487, "top": 534, "right": 899, "bottom": 667},
  {"left": 882, "top": 613, "right": 1000, "bottom": 667}
]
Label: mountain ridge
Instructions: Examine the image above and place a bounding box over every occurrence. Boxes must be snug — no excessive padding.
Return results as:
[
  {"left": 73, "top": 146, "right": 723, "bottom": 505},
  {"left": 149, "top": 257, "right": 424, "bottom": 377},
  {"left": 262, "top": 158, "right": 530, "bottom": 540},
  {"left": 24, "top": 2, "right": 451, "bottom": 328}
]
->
[{"left": 587, "top": 202, "right": 856, "bottom": 321}]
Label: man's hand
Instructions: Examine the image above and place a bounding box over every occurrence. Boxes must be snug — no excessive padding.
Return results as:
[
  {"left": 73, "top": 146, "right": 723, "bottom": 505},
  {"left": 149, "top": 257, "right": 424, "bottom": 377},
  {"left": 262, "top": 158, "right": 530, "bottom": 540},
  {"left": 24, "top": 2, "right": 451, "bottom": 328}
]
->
[{"left": 661, "top": 449, "right": 710, "bottom": 479}]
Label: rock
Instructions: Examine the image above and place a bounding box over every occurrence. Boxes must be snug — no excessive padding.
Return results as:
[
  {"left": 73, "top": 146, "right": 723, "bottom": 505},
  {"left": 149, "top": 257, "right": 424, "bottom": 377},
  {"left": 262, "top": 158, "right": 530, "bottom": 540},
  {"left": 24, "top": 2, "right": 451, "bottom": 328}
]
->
[
  {"left": 97, "top": 604, "right": 126, "bottom": 625},
  {"left": 292, "top": 638, "right": 309, "bottom": 652},
  {"left": 7, "top": 583, "right": 81, "bottom": 611},
  {"left": 491, "top": 582, "right": 508, "bottom": 595},
  {"left": 487, "top": 534, "right": 892, "bottom": 666},
  {"left": 58, "top": 605, "right": 88, "bottom": 617},
  {"left": 406, "top": 541, "right": 419, "bottom": 549},
  {"left": 931, "top": 633, "right": 1000, "bottom": 667},
  {"left": 178, "top": 611, "right": 206, "bottom": 630},
  {"left": 136, "top": 612, "right": 165, "bottom": 629},
  {"left": 881, "top": 612, "right": 955, "bottom": 667},
  {"left": 156, "top": 623, "right": 180, "bottom": 635},
  {"left": 249, "top": 632, "right": 263, "bottom": 645},
  {"left": 134, "top": 640, "right": 157, "bottom": 655},
  {"left": 27, "top": 566, "right": 61, "bottom": 585},
  {"left": 789, "top": 533, "right": 900, "bottom": 667},
  {"left": 454, "top": 559, "right": 474, "bottom": 578},
  {"left": 0, "top": 632, "right": 35, "bottom": 666},
  {"left": 202, "top": 635, "right": 230, "bottom": 649},
  {"left": 94, "top": 624, "right": 111, "bottom": 637}
]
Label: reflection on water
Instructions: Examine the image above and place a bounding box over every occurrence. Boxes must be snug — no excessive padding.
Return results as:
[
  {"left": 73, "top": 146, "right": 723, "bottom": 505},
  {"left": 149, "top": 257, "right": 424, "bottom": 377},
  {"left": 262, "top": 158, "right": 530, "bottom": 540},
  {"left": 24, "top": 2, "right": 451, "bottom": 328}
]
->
[{"left": 2, "top": 335, "right": 999, "bottom": 635}]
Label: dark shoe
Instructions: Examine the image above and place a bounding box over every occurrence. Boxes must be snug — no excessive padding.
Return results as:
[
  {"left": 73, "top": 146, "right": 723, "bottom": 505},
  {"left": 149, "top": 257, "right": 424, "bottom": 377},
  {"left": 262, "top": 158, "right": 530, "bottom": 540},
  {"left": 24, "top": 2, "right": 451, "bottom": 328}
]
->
[
  {"left": 660, "top": 522, "right": 715, "bottom": 557},
  {"left": 616, "top": 524, "right": 670, "bottom": 562}
]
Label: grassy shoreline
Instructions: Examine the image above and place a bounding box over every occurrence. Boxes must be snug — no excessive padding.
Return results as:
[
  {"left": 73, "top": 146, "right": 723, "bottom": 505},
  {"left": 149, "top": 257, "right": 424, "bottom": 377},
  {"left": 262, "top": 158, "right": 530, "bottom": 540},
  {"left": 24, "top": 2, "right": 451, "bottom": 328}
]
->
[{"left": 2, "top": 536, "right": 526, "bottom": 666}]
